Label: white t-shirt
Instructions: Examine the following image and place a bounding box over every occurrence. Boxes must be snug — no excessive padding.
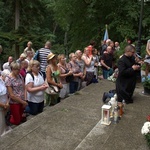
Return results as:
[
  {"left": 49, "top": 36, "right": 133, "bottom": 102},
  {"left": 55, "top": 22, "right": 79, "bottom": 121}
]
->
[
  {"left": 0, "top": 78, "right": 7, "bottom": 110},
  {"left": 0, "top": 78, "right": 7, "bottom": 97},
  {"left": 3, "top": 62, "right": 11, "bottom": 72},
  {"left": 25, "top": 73, "right": 44, "bottom": 103}
]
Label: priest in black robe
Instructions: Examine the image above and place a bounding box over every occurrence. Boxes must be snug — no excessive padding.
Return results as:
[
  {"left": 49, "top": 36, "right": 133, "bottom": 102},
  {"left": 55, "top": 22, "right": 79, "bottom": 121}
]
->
[{"left": 116, "top": 45, "right": 141, "bottom": 104}]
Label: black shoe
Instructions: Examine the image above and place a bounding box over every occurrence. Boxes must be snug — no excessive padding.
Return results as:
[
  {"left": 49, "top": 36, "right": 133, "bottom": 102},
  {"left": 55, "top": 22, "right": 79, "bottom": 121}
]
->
[
  {"left": 126, "top": 100, "right": 133, "bottom": 104},
  {"left": 21, "top": 117, "right": 27, "bottom": 123},
  {"left": 50, "top": 103, "right": 55, "bottom": 106},
  {"left": 102, "top": 92, "right": 107, "bottom": 103},
  {"left": 57, "top": 97, "right": 61, "bottom": 103},
  {"left": 5, "top": 111, "right": 11, "bottom": 126}
]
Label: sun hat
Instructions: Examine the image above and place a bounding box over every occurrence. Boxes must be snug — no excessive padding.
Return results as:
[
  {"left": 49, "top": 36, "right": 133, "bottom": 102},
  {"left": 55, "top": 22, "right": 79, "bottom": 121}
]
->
[{"left": 47, "top": 53, "right": 56, "bottom": 61}]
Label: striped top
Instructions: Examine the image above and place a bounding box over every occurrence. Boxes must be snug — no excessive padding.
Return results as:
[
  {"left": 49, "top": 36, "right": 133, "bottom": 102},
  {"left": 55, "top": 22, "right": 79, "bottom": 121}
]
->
[{"left": 38, "top": 48, "right": 52, "bottom": 72}]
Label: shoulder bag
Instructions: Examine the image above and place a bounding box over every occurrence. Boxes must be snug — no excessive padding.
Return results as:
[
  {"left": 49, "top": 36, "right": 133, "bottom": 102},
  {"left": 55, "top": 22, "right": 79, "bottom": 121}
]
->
[{"left": 45, "top": 65, "right": 60, "bottom": 95}]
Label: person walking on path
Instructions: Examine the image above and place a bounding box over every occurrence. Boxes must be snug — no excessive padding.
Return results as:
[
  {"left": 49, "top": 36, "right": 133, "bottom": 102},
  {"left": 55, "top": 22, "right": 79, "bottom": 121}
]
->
[{"left": 116, "top": 45, "right": 141, "bottom": 105}]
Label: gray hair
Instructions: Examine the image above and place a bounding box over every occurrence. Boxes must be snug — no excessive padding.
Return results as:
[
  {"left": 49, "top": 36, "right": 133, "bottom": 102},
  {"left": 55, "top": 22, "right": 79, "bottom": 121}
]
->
[
  {"left": 45, "top": 41, "right": 51, "bottom": 48},
  {"left": 1, "top": 69, "right": 10, "bottom": 77}
]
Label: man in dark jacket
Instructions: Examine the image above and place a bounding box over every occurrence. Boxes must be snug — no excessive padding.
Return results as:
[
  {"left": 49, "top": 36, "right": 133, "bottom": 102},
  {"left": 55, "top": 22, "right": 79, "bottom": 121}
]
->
[{"left": 116, "top": 45, "right": 140, "bottom": 104}]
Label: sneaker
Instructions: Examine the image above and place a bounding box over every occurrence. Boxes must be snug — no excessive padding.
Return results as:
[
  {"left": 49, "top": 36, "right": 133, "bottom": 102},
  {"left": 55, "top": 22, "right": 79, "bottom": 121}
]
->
[{"left": 68, "top": 93, "right": 74, "bottom": 96}]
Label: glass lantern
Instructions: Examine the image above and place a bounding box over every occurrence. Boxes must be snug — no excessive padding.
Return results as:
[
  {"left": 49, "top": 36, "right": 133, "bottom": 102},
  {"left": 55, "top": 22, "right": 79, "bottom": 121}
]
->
[{"left": 101, "top": 104, "right": 111, "bottom": 125}]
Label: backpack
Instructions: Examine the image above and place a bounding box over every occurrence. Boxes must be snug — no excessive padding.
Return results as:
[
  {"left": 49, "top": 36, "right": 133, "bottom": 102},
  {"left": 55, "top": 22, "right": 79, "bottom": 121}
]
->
[
  {"left": 33, "top": 50, "right": 39, "bottom": 61},
  {"left": 26, "top": 71, "right": 43, "bottom": 81},
  {"left": 102, "top": 89, "right": 116, "bottom": 103}
]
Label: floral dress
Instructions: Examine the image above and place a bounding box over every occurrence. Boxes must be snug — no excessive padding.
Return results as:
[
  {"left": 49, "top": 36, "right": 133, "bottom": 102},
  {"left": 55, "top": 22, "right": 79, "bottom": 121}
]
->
[{"left": 5, "top": 75, "right": 25, "bottom": 125}]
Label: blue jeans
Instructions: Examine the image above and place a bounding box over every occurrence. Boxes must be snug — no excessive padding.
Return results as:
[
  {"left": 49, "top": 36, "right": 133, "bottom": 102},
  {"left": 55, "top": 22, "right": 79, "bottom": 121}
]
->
[
  {"left": 28, "top": 101, "right": 44, "bottom": 115},
  {"left": 103, "top": 70, "right": 109, "bottom": 79},
  {"left": 69, "top": 81, "right": 78, "bottom": 94}
]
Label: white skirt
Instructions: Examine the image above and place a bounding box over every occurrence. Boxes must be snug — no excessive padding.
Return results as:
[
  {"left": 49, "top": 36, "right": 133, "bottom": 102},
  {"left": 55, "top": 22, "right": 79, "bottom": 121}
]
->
[
  {"left": 59, "top": 83, "right": 69, "bottom": 99},
  {"left": 0, "top": 108, "right": 12, "bottom": 137}
]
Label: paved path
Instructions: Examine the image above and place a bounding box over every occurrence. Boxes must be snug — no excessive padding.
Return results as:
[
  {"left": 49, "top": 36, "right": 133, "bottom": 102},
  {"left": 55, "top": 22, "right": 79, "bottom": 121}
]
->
[{"left": 0, "top": 80, "right": 149, "bottom": 150}]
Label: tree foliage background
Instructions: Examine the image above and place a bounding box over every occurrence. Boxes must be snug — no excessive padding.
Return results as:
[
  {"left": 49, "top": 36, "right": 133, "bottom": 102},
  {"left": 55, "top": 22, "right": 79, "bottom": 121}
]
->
[{"left": 0, "top": 0, "right": 150, "bottom": 62}]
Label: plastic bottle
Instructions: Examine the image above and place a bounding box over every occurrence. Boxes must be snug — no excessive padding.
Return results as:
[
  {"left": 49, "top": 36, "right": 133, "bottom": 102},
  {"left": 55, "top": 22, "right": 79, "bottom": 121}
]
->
[
  {"left": 108, "top": 101, "right": 113, "bottom": 119},
  {"left": 122, "top": 100, "right": 126, "bottom": 113},
  {"left": 113, "top": 94, "right": 117, "bottom": 101},
  {"left": 109, "top": 97, "right": 117, "bottom": 118},
  {"left": 117, "top": 101, "right": 123, "bottom": 118},
  {"left": 113, "top": 106, "right": 119, "bottom": 124}
]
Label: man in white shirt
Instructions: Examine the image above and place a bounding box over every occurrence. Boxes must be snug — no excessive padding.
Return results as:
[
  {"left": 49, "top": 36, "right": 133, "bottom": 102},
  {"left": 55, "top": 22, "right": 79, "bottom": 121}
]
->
[{"left": 3, "top": 56, "right": 13, "bottom": 72}]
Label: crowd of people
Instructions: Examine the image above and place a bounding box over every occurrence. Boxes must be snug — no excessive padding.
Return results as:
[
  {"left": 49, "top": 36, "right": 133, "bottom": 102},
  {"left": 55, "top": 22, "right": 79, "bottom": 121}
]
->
[{"left": 0, "top": 39, "right": 150, "bottom": 137}]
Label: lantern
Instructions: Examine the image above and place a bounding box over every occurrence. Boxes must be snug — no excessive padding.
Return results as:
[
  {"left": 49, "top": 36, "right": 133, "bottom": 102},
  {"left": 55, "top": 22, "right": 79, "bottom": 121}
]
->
[{"left": 101, "top": 104, "right": 111, "bottom": 125}]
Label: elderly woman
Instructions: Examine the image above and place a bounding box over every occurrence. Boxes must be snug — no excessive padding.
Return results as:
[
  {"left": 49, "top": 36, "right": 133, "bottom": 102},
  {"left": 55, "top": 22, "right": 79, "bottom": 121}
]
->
[
  {"left": 0, "top": 70, "right": 11, "bottom": 136},
  {"left": 68, "top": 53, "right": 83, "bottom": 94},
  {"left": 57, "top": 54, "right": 73, "bottom": 99},
  {"left": 75, "top": 50, "right": 86, "bottom": 90},
  {"left": 144, "top": 39, "right": 150, "bottom": 76},
  {"left": 20, "top": 60, "right": 28, "bottom": 79},
  {"left": 45, "top": 53, "right": 63, "bottom": 105},
  {"left": 25, "top": 60, "right": 48, "bottom": 115},
  {"left": 5, "top": 61, "right": 28, "bottom": 125}
]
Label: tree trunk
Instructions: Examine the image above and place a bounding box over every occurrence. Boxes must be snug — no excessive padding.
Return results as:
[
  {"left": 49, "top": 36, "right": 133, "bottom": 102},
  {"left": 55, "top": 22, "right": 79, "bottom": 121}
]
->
[
  {"left": 64, "top": 31, "right": 68, "bottom": 57},
  {"left": 15, "top": 0, "right": 20, "bottom": 59}
]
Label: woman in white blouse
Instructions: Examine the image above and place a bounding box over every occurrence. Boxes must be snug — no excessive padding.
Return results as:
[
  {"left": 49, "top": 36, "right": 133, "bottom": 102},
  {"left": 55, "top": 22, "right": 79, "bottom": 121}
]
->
[{"left": 25, "top": 60, "right": 48, "bottom": 115}]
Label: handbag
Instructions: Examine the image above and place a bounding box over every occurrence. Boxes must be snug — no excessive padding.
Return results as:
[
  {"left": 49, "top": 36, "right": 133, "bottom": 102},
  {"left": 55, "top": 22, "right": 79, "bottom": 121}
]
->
[
  {"left": 59, "top": 65, "right": 74, "bottom": 83},
  {"left": 66, "top": 75, "right": 74, "bottom": 83},
  {"left": 45, "top": 79, "right": 60, "bottom": 95},
  {"left": 45, "top": 65, "right": 61, "bottom": 94},
  {"left": 65, "top": 69, "right": 74, "bottom": 83}
]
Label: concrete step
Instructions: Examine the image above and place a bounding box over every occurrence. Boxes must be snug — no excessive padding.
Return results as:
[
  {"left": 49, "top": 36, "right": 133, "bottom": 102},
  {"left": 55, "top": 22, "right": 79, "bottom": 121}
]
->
[{"left": 0, "top": 80, "right": 149, "bottom": 150}]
